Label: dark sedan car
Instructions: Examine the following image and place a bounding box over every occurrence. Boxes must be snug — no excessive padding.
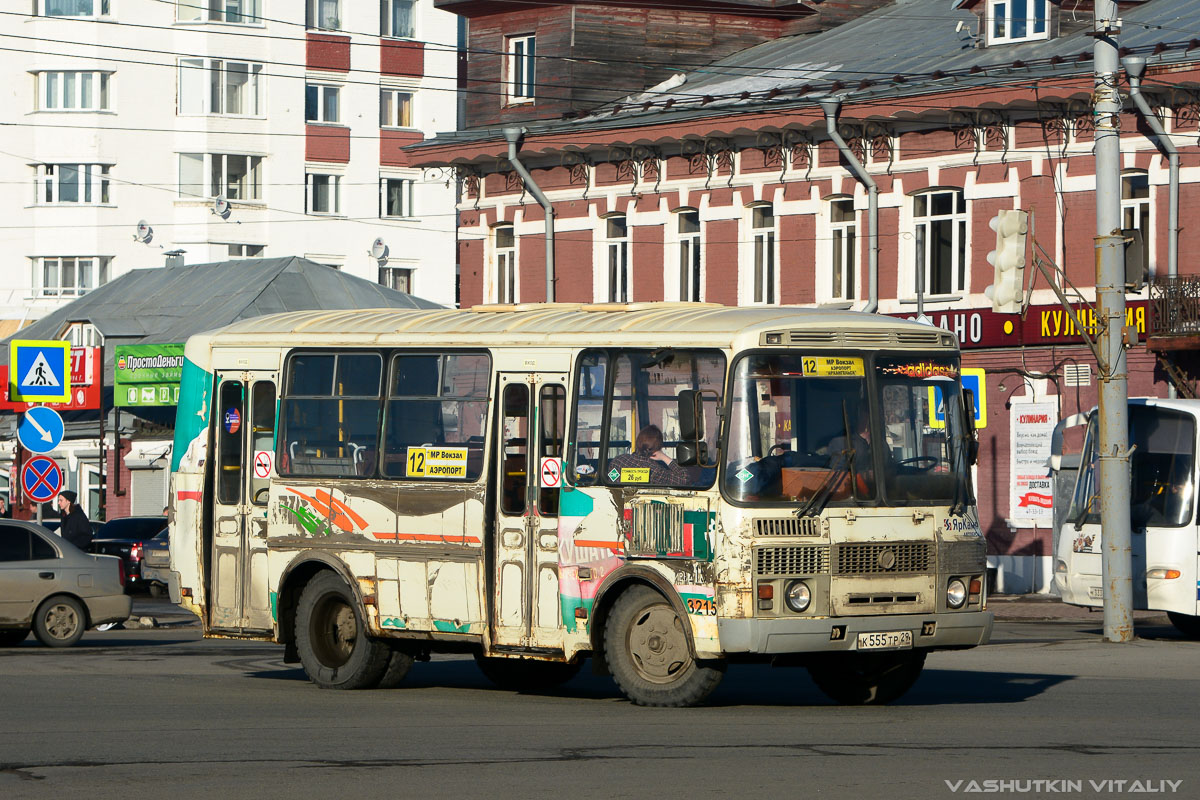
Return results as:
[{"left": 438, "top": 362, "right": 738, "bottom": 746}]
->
[
  {"left": 89, "top": 516, "right": 168, "bottom": 593},
  {"left": 0, "top": 520, "right": 131, "bottom": 647}
]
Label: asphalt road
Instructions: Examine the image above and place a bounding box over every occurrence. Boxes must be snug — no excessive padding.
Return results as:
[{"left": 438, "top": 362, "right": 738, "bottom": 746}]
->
[{"left": 2, "top": 603, "right": 1198, "bottom": 800}]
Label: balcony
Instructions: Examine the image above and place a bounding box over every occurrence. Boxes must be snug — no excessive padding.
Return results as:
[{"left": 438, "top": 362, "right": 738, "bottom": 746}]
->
[{"left": 1147, "top": 275, "right": 1200, "bottom": 398}]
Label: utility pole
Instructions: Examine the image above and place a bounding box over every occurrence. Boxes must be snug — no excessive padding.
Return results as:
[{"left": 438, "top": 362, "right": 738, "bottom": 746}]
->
[{"left": 1093, "top": 0, "right": 1134, "bottom": 642}]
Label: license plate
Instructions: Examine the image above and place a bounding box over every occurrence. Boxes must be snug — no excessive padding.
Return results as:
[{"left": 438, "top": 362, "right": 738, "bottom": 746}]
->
[
  {"left": 856, "top": 630, "right": 913, "bottom": 651},
  {"left": 1088, "top": 586, "right": 1104, "bottom": 599}
]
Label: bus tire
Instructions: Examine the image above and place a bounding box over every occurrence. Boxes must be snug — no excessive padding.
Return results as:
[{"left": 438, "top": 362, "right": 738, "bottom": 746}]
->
[
  {"left": 295, "top": 572, "right": 390, "bottom": 690},
  {"left": 1167, "top": 611, "right": 1200, "bottom": 639},
  {"left": 32, "top": 595, "right": 87, "bottom": 648},
  {"left": 604, "top": 585, "right": 725, "bottom": 707},
  {"left": 474, "top": 654, "right": 582, "bottom": 692},
  {"left": 375, "top": 647, "right": 416, "bottom": 689},
  {"left": 807, "top": 650, "right": 927, "bottom": 705}
]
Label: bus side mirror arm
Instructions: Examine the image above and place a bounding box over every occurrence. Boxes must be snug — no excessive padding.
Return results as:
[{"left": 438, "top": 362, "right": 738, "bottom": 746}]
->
[{"left": 962, "top": 388, "right": 979, "bottom": 466}]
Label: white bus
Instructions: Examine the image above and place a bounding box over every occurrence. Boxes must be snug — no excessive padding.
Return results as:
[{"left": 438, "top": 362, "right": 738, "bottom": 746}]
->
[
  {"left": 1054, "top": 398, "right": 1200, "bottom": 637},
  {"left": 168, "top": 303, "right": 992, "bottom": 706}
]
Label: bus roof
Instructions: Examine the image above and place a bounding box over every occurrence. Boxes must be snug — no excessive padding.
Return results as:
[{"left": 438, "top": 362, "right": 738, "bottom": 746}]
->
[{"left": 189, "top": 303, "right": 957, "bottom": 351}]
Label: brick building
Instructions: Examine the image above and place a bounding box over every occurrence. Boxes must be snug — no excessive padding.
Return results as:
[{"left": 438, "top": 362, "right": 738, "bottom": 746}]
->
[{"left": 411, "top": 0, "right": 1200, "bottom": 591}]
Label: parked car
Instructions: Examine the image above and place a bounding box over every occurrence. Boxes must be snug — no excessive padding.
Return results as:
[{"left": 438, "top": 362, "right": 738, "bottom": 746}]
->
[
  {"left": 0, "top": 520, "right": 131, "bottom": 647},
  {"left": 89, "top": 516, "right": 168, "bottom": 593},
  {"left": 141, "top": 528, "right": 170, "bottom": 598}
]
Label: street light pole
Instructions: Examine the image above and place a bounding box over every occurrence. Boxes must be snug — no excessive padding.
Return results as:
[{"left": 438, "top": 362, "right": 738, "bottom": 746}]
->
[{"left": 1093, "top": 0, "right": 1134, "bottom": 642}]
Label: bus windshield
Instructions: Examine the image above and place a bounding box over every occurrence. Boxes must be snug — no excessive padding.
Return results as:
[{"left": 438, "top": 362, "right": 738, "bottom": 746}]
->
[
  {"left": 724, "top": 353, "right": 971, "bottom": 508},
  {"left": 1070, "top": 405, "right": 1196, "bottom": 528}
]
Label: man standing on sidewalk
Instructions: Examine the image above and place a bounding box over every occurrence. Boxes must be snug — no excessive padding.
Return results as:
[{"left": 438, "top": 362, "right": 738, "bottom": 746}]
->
[{"left": 56, "top": 490, "right": 93, "bottom": 552}]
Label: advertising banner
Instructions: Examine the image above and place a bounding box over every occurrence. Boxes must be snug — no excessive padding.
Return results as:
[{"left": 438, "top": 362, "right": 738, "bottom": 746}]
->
[
  {"left": 0, "top": 347, "right": 101, "bottom": 411},
  {"left": 1009, "top": 400, "right": 1058, "bottom": 525},
  {"left": 114, "top": 344, "right": 185, "bottom": 407}
]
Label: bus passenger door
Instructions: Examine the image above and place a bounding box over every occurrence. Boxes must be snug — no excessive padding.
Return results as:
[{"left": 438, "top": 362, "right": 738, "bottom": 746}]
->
[
  {"left": 492, "top": 373, "right": 567, "bottom": 650},
  {"left": 209, "top": 371, "right": 278, "bottom": 633}
]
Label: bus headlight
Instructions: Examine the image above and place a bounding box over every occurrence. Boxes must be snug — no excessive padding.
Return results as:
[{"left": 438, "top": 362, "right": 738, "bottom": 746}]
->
[
  {"left": 1055, "top": 559, "right": 1068, "bottom": 574},
  {"left": 784, "top": 580, "right": 811, "bottom": 613},
  {"left": 946, "top": 579, "right": 967, "bottom": 609}
]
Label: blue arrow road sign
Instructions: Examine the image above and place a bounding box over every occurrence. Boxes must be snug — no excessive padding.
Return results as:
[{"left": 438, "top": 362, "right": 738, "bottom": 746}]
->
[
  {"left": 10, "top": 339, "right": 71, "bottom": 403},
  {"left": 18, "top": 406, "right": 65, "bottom": 454},
  {"left": 22, "top": 456, "right": 62, "bottom": 504}
]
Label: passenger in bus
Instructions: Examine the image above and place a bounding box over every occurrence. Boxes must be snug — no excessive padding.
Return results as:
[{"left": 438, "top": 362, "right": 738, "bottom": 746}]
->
[{"left": 607, "top": 425, "right": 693, "bottom": 486}]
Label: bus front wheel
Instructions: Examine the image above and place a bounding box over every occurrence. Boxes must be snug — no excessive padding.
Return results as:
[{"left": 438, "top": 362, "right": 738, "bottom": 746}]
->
[
  {"left": 807, "top": 650, "right": 927, "bottom": 705},
  {"left": 1167, "top": 611, "right": 1200, "bottom": 639},
  {"left": 604, "top": 585, "right": 725, "bottom": 707},
  {"left": 295, "top": 572, "right": 390, "bottom": 690}
]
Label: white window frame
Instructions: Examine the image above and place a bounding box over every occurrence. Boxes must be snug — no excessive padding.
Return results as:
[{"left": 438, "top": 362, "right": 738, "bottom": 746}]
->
[
  {"left": 307, "top": 0, "right": 341, "bottom": 31},
  {"left": 177, "top": 153, "right": 264, "bottom": 201},
  {"left": 178, "top": 58, "right": 263, "bottom": 116},
  {"left": 306, "top": 173, "right": 342, "bottom": 215},
  {"left": 176, "top": 0, "right": 261, "bottom": 24},
  {"left": 38, "top": 71, "right": 111, "bottom": 112},
  {"left": 913, "top": 189, "right": 968, "bottom": 298},
  {"left": 62, "top": 322, "right": 103, "bottom": 347},
  {"left": 506, "top": 34, "right": 536, "bottom": 104},
  {"left": 32, "top": 257, "right": 111, "bottom": 298},
  {"left": 494, "top": 224, "right": 516, "bottom": 303},
  {"left": 35, "top": 164, "right": 111, "bottom": 205},
  {"left": 380, "top": 0, "right": 415, "bottom": 38},
  {"left": 605, "top": 215, "right": 630, "bottom": 303},
  {"left": 380, "top": 265, "right": 414, "bottom": 294},
  {"left": 224, "top": 243, "right": 265, "bottom": 258},
  {"left": 829, "top": 196, "right": 857, "bottom": 301},
  {"left": 380, "top": 89, "right": 414, "bottom": 128},
  {"left": 747, "top": 204, "right": 778, "bottom": 305},
  {"left": 1122, "top": 170, "right": 1151, "bottom": 275},
  {"left": 674, "top": 209, "right": 703, "bottom": 302},
  {"left": 40, "top": 0, "right": 111, "bottom": 19},
  {"left": 380, "top": 176, "right": 415, "bottom": 218},
  {"left": 306, "top": 83, "right": 341, "bottom": 124},
  {"left": 986, "top": 0, "right": 1050, "bottom": 45}
]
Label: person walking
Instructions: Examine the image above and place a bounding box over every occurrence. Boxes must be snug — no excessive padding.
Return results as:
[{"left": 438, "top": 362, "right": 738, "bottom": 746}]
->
[{"left": 56, "top": 490, "right": 93, "bottom": 551}]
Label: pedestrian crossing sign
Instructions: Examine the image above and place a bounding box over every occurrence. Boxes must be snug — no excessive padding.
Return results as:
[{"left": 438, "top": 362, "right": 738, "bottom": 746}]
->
[{"left": 9, "top": 339, "right": 71, "bottom": 402}]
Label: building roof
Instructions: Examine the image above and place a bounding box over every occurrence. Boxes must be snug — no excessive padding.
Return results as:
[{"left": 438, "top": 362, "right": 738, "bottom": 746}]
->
[
  {"left": 410, "top": 0, "right": 1200, "bottom": 164},
  {"left": 0, "top": 257, "right": 442, "bottom": 381}
]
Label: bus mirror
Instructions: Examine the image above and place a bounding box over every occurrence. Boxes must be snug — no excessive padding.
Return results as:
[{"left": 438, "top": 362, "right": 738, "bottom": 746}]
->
[
  {"left": 677, "top": 390, "right": 702, "bottom": 441},
  {"left": 962, "top": 388, "right": 979, "bottom": 465}
]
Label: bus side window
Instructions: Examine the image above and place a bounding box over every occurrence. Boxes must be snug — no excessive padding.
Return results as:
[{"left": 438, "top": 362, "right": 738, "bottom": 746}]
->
[
  {"left": 538, "top": 384, "right": 565, "bottom": 515},
  {"left": 249, "top": 381, "right": 277, "bottom": 504},
  {"left": 501, "top": 383, "right": 529, "bottom": 515}
]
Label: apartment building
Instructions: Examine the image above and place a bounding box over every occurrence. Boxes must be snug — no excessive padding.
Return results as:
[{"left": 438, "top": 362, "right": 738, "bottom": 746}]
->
[{"left": 2, "top": 0, "right": 461, "bottom": 334}]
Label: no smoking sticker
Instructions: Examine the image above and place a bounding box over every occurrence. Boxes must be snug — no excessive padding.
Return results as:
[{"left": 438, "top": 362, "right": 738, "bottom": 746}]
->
[
  {"left": 539, "top": 457, "right": 562, "bottom": 489},
  {"left": 253, "top": 450, "right": 273, "bottom": 479}
]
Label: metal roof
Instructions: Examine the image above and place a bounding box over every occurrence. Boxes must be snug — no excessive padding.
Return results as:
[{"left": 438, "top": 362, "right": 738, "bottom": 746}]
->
[
  {"left": 191, "top": 301, "right": 954, "bottom": 350},
  {"left": 0, "top": 257, "right": 442, "bottom": 380},
  {"left": 411, "top": 0, "right": 1199, "bottom": 157}
]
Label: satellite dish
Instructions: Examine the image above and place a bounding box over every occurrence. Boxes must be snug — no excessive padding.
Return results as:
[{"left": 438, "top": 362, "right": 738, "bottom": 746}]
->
[
  {"left": 134, "top": 220, "right": 153, "bottom": 243},
  {"left": 212, "top": 196, "right": 231, "bottom": 219},
  {"left": 370, "top": 237, "right": 388, "bottom": 260}
]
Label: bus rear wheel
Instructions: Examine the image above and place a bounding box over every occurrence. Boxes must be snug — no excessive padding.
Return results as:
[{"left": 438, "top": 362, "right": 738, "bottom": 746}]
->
[
  {"left": 604, "top": 586, "right": 725, "bottom": 707},
  {"left": 1167, "top": 611, "right": 1200, "bottom": 639},
  {"left": 807, "top": 650, "right": 927, "bottom": 705},
  {"left": 295, "top": 572, "right": 390, "bottom": 690},
  {"left": 475, "top": 655, "right": 582, "bottom": 692}
]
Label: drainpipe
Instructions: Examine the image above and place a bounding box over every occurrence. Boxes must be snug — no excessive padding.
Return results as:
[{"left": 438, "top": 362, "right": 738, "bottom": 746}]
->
[
  {"left": 820, "top": 97, "right": 878, "bottom": 313},
  {"left": 1123, "top": 56, "right": 1178, "bottom": 280},
  {"left": 1124, "top": 56, "right": 1178, "bottom": 398},
  {"left": 504, "top": 127, "right": 555, "bottom": 302}
]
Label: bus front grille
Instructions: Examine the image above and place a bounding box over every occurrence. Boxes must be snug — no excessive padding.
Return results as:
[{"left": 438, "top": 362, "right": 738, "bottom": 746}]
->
[
  {"left": 833, "top": 542, "right": 934, "bottom": 575},
  {"left": 755, "top": 545, "right": 830, "bottom": 576},
  {"left": 939, "top": 540, "right": 986, "bottom": 574},
  {"left": 753, "top": 517, "right": 822, "bottom": 537}
]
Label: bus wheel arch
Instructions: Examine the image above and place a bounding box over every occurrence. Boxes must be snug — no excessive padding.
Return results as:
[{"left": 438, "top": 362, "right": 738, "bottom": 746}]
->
[
  {"left": 589, "top": 567, "right": 695, "bottom": 668},
  {"left": 277, "top": 554, "right": 361, "bottom": 664},
  {"left": 593, "top": 572, "right": 725, "bottom": 707}
]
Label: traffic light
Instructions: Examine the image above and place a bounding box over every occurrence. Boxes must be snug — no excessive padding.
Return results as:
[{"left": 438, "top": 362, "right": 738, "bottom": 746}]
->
[{"left": 984, "top": 209, "right": 1029, "bottom": 314}]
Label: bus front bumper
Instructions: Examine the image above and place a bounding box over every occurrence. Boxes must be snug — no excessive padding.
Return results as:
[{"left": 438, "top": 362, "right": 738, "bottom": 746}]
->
[{"left": 718, "top": 609, "right": 993, "bottom": 654}]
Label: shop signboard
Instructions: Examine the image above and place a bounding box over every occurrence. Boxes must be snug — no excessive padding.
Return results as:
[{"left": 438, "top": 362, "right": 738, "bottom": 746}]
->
[
  {"left": 114, "top": 344, "right": 185, "bottom": 407},
  {"left": 890, "top": 300, "right": 1148, "bottom": 350},
  {"left": 0, "top": 347, "right": 100, "bottom": 412},
  {"left": 1009, "top": 400, "right": 1058, "bottom": 526}
]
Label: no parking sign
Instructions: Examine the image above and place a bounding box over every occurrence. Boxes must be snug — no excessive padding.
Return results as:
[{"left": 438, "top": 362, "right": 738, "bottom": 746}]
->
[{"left": 22, "top": 456, "right": 62, "bottom": 504}]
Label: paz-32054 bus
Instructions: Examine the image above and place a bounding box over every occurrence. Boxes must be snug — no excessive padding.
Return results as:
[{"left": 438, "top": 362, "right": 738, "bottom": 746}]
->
[{"left": 168, "top": 303, "right": 991, "bottom": 706}]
